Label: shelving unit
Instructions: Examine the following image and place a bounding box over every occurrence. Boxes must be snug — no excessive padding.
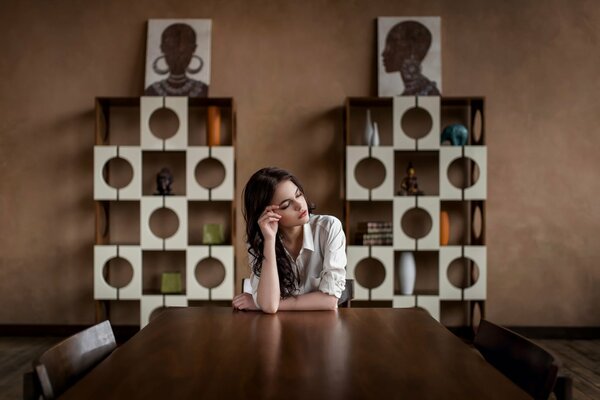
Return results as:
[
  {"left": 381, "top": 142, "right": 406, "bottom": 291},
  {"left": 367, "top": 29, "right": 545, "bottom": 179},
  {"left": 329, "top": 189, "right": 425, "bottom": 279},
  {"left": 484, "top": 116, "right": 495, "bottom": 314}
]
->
[
  {"left": 343, "top": 96, "right": 486, "bottom": 330},
  {"left": 94, "top": 97, "right": 236, "bottom": 328}
]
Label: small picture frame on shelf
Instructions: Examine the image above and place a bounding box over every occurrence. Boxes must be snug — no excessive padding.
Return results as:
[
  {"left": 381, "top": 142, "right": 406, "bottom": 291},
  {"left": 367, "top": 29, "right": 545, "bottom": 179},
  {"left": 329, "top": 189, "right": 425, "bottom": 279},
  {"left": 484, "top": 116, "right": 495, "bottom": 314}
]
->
[
  {"left": 377, "top": 17, "right": 441, "bottom": 97},
  {"left": 144, "top": 19, "right": 212, "bottom": 97}
]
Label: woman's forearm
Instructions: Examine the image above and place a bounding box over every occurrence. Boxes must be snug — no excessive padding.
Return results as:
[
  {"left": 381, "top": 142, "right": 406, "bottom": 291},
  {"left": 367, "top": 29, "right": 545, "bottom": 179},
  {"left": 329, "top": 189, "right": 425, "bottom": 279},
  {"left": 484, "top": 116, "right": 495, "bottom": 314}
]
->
[
  {"left": 256, "top": 238, "right": 281, "bottom": 313},
  {"left": 278, "top": 291, "right": 338, "bottom": 311}
]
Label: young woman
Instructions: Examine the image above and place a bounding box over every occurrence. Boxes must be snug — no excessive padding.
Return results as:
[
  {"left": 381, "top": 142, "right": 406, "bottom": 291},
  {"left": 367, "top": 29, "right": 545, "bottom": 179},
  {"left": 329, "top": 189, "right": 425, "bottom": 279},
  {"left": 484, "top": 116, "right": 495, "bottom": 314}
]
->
[{"left": 232, "top": 167, "right": 347, "bottom": 313}]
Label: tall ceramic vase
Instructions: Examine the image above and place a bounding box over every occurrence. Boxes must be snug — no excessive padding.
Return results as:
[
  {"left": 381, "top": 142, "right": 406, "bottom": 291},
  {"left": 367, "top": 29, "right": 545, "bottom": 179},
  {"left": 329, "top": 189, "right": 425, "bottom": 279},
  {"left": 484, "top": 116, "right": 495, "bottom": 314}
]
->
[
  {"left": 372, "top": 121, "right": 380, "bottom": 146},
  {"left": 398, "top": 252, "right": 416, "bottom": 295},
  {"left": 364, "top": 109, "right": 374, "bottom": 146},
  {"left": 207, "top": 106, "right": 221, "bottom": 146}
]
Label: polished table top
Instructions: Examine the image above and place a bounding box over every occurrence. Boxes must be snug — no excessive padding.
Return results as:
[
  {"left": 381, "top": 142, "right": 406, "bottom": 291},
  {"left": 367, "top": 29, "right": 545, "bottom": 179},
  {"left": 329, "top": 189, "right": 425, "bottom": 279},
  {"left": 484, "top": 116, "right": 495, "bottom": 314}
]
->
[{"left": 62, "top": 307, "right": 531, "bottom": 399}]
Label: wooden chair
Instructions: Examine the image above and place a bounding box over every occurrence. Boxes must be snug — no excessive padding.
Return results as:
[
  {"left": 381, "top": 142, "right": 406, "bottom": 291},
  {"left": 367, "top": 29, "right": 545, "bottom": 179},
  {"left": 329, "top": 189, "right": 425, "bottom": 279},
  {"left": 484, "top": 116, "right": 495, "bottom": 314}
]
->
[
  {"left": 473, "top": 319, "right": 560, "bottom": 400},
  {"left": 28, "top": 320, "right": 116, "bottom": 399},
  {"left": 241, "top": 278, "right": 354, "bottom": 308},
  {"left": 337, "top": 279, "right": 354, "bottom": 308}
]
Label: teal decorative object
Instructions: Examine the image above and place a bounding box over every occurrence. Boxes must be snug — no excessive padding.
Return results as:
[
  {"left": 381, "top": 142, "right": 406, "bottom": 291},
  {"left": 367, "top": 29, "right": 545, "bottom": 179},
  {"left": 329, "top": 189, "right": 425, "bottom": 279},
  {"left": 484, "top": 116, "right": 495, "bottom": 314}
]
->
[
  {"left": 441, "top": 124, "right": 468, "bottom": 146},
  {"left": 202, "top": 223, "right": 224, "bottom": 245}
]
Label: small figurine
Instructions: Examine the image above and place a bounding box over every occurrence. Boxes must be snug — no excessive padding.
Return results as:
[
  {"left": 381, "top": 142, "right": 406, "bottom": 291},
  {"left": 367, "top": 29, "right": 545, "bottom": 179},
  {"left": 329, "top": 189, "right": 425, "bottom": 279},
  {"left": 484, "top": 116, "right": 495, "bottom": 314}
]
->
[
  {"left": 398, "top": 162, "right": 424, "bottom": 196},
  {"left": 155, "top": 168, "right": 174, "bottom": 195},
  {"left": 441, "top": 124, "right": 468, "bottom": 146}
]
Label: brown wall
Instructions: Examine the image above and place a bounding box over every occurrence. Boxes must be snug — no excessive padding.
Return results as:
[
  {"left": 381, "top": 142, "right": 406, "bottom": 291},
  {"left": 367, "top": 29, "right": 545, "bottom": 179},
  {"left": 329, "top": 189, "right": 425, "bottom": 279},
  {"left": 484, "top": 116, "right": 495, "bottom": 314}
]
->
[{"left": 1, "top": 0, "right": 599, "bottom": 326}]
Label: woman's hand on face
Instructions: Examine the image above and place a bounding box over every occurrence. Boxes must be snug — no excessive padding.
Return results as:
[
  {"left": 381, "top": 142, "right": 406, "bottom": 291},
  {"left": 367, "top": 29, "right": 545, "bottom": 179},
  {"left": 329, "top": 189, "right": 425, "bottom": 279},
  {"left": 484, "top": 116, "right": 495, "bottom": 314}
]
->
[
  {"left": 232, "top": 293, "right": 260, "bottom": 311},
  {"left": 258, "top": 205, "right": 281, "bottom": 241}
]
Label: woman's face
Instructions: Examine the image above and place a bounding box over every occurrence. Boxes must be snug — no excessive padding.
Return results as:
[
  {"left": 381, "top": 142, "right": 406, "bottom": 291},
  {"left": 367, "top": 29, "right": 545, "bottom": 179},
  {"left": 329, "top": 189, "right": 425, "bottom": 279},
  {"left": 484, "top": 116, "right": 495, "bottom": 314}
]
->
[{"left": 270, "top": 179, "right": 310, "bottom": 228}]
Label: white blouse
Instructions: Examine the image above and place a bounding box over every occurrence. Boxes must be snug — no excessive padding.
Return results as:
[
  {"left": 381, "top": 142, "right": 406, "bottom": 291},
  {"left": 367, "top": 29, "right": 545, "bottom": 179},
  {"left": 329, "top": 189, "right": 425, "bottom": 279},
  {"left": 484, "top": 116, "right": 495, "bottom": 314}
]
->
[{"left": 249, "top": 214, "right": 347, "bottom": 308}]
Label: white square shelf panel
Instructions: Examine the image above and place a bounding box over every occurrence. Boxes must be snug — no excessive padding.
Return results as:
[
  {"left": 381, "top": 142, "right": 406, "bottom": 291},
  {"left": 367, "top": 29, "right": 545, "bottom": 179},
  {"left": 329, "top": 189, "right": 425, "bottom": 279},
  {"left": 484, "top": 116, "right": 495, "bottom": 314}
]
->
[
  {"left": 346, "top": 146, "right": 394, "bottom": 200},
  {"left": 187, "top": 245, "right": 234, "bottom": 300},
  {"left": 94, "top": 245, "right": 142, "bottom": 300},
  {"left": 94, "top": 146, "right": 141, "bottom": 200},
  {"left": 140, "top": 196, "right": 188, "bottom": 250},
  {"left": 392, "top": 295, "right": 440, "bottom": 321},
  {"left": 346, "top": 246, "right": 394, "bottom": 301},
  {"left": 140, "top": 294, "right": 188, "bottom": 328},
  {"left": 393, "top": 196, "right": 440, "bottom": 250},
  {"left": 393, "top": 295, "right": 416, "bottom": 308},
  {"left": 186, "top": 146, "right": 234, "bottom": 200},
  {"left": 393, "top": 96, "right": 440, "bottom": 150},
  {"left": 440, "top": 146, "right": 487, "bottom": 200},
  {"left": 417, "top": 295, "right": 440, "bottom": 321},
  {"left": 439, "top": 246, "right": 487, "bottom": 300},
  {"left": 141, "top": 97, "right": 188, "bottom": 150}
]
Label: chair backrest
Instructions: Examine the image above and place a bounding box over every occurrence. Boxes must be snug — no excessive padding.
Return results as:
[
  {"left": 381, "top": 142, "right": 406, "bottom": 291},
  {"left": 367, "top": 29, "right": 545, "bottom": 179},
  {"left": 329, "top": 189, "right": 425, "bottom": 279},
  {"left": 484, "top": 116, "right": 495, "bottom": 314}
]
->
[
  {"left": 473, "top": 319, "right": 559, "bottom": 400},
  {"left": 241, "top": 278, "right": 355, "bottom": 307},
  {"left": 337, "top": 279, "right": 354, "bottom": 308},
  {"left": 34, "top": 320, "right": 116, "bottom": 399}
]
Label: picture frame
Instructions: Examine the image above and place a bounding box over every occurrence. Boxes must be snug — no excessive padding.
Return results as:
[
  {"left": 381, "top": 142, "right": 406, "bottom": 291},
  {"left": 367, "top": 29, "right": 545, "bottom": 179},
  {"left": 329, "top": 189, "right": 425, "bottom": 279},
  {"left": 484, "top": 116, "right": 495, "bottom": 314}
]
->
[
  {"left": 377, "top": 17, "right": 441, "bottom": 96},
  {"left": 144, "top": 19, "right": 212, "bottom": 97}
]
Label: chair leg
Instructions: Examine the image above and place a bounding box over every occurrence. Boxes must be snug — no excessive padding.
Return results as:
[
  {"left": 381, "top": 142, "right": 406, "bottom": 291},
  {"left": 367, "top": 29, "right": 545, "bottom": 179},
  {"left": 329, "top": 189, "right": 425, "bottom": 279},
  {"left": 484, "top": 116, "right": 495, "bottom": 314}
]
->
[
  {"left": 553, "top": 374, "right": 573, "bottom": 400},
  {"left": 23, "top": 371, "right": 42, "bottom": 400}
]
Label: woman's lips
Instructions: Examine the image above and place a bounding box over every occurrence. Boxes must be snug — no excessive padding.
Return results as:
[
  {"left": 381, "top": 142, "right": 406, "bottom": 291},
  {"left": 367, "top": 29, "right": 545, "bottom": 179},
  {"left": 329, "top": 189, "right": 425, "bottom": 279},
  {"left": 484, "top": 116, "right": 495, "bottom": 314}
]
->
[{"left": 299, "top": 210, "right": 308, "bottom": 219}]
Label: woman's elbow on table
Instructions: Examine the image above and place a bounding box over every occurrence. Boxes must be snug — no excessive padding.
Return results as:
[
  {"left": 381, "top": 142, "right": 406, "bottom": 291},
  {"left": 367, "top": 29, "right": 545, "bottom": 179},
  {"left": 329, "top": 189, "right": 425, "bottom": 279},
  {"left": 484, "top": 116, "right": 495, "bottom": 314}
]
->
[
  {"left": 326, "top": 295, "right": 339, "bottom": 310},
  {"left": 259, "top": 301, "right": 279, "bottom": 314}
]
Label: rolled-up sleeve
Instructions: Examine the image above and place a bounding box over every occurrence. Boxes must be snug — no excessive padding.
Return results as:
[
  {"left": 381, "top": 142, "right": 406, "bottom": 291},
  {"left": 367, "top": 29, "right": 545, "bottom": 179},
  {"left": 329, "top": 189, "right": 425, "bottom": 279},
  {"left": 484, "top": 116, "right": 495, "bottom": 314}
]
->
[{"left": 318, "top": 217, "right": 347, "bottom": 298}]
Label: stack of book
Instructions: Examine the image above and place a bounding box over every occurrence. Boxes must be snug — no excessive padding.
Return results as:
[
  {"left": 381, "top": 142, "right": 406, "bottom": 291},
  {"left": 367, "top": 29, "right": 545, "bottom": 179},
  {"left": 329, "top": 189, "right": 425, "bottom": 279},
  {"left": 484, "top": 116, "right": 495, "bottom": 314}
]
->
[{"left": 356, "top": 221, "right": 393, "bottom": 245}]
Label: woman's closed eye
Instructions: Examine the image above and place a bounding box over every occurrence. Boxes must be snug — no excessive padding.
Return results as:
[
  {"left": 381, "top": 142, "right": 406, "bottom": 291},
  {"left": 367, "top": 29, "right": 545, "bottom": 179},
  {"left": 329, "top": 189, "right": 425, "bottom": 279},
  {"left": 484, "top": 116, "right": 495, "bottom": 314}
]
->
[{"left": 280, "top": 191, "right": 303, "bottom": 210}]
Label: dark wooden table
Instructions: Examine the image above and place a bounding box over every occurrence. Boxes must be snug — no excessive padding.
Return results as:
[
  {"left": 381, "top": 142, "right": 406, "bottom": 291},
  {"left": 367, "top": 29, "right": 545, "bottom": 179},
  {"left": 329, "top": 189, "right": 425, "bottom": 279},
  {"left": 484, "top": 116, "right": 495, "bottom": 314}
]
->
[{"left": 61, "top": 307, "right": 532, "bottom": 399}]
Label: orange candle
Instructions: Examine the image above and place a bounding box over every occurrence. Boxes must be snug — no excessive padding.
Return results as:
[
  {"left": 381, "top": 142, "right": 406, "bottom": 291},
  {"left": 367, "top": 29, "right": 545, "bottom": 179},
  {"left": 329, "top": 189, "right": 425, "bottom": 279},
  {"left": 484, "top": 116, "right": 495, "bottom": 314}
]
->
[
  {"left": 207, "top": 106, "right": 221, "bottom": 146},
  {"left": 440, "top": 211, "right": 450, "bottom": 246}
]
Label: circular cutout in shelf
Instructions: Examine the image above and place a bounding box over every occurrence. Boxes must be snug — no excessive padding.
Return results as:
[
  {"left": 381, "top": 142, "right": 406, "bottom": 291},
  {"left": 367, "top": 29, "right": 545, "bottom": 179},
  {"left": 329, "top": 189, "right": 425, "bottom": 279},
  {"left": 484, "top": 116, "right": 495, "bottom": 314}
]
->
[
  {"left": 195, "top": 257, "right": 226, "bottom": 288},
  {"left": 102, "top": 157, "right": 133, "bottom": 189},
  {"left": 447, "top": 157, "right": 480, "bottom": 189},
  {"left": 447, "top": 257, "right": 480, "bottom": 289},
  {"left": 401, "top": 107, "right": 433, "bottom": 139},
  {"left": 401, "top": 207, "right": 432, "bottom": 239},
  {"left": 473, "top": 109, "right": 483, "bottom": 144},
  {"left": 149, "top": 207, "right": 180, "bottom": 239},
  {"left": 472, "top": 204, "right": 483, "bottom": 240},
  {"left": 149, "top": 107, "right": 180, "bottom": 140},
  {"left": 354, "top": 257, "right": 386, "bottom": 289},
  {"left": 354, "top": 157, "right": 386, "bottom": 190},
  {"left": 103, "top": 256, "right": 134, "bottom": 289},
  {"left": 471, "top": 302, "right": 482, "bottom": 331},
  {"left": 195, "top": 158, "right": 226, "bottom": 189}
]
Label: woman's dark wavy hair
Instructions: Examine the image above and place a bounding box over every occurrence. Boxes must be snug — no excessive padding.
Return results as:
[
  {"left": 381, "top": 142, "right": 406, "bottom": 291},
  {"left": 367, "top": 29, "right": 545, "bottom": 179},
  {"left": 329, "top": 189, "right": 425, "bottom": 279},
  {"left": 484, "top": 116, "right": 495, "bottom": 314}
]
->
[{"left": 242, "top": 167, "right": 316, "bottom": 298}]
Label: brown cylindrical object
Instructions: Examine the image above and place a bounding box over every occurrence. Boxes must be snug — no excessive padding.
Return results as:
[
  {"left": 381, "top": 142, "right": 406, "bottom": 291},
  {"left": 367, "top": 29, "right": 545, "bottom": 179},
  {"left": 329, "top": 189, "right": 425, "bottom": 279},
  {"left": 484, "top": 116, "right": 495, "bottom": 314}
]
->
[
  {"left": 207, "top": 106, "right": 221, "bottom": 146},
  {"left": 440, "top": 210, "right": 450, "bottom": 245}
]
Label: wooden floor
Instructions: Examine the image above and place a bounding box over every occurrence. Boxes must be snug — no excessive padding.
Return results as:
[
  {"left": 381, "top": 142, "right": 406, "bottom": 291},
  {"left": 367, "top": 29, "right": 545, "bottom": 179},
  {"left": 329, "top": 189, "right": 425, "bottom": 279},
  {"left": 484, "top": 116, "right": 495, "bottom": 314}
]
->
[
  {"left": 1, "top": 337, "right": 598, "bottom": 400},
  {"left": 538, "top": 340, "right": 600, "bottom": 400},
  {"left": 0, "top": 337, "right": 62, "bottom": 400}
]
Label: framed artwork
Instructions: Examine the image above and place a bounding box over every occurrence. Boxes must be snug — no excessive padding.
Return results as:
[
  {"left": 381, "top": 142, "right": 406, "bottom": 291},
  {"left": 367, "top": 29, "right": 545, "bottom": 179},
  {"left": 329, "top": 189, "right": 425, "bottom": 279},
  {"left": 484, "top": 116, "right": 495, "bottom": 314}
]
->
[
  {"left": 377, "top": 17, "right": 441, "bottom": 96},
  {"left": 144, "top": 19, "right": 212, "bottom": 97}
]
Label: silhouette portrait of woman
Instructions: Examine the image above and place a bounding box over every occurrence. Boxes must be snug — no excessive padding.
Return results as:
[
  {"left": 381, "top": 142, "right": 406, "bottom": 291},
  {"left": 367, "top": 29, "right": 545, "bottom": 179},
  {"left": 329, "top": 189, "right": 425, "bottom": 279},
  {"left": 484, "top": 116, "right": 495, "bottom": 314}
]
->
[
  {"left": 382, "top": 20, "right": 440, "bottom": 96},
  {"left": 145, "top": 23, "right": 209, "bottom": 97}
]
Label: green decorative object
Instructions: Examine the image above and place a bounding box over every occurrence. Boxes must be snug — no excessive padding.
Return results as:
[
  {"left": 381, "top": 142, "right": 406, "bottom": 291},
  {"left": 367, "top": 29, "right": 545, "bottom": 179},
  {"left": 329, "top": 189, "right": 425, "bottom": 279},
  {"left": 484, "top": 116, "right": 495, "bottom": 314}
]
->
[
  {"left": 202, "top": 223, "right": 224, "bottom": 245},
  {"left": 161, "top": 272, "right": 182, "bottom": 294}
]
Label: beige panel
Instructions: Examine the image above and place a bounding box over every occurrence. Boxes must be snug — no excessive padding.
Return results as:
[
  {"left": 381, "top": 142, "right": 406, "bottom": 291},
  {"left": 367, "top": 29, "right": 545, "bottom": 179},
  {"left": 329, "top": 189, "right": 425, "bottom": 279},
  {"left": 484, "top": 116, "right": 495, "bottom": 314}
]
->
[{"left": 1, "top": 0, "right": 600, "bottom": 326}]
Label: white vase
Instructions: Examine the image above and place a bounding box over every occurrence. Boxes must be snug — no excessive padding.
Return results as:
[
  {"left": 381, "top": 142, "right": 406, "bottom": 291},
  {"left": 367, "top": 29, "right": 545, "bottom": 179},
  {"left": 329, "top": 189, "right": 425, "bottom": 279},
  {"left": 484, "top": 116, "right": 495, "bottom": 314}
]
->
[
  {"left": 371, "top": 121, "right": 380, "bottom": 146},
  {"left": 364, "top": 109, "right": 374, "bottom": 146},
  {"left": 398, "top": 252, "right": 416, "bottom": 295}
]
